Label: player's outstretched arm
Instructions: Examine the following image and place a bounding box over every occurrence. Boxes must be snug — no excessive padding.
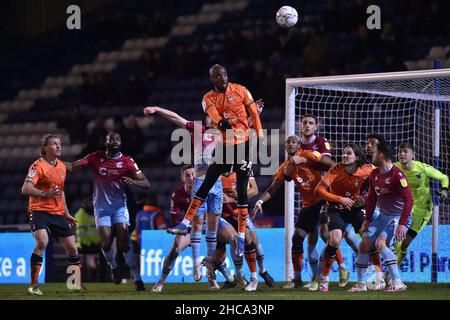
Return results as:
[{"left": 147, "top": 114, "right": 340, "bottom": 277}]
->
[
  {"left": 423, "top": 164, "right": 449, "bottom": 203},
  {"left": 123, "top": 172, "right": 151, "bottom": 189},
  {"left": 64, "top": 160, "right": 86, "bottom": 172},
  {"left": 315, "top": 182, "right": 354, "bottom": 210},
  {"left": 251, "top": 179, "right": 283, "bottom": 218},
  {"left": 143, "top": 106, "right": 188, "bottom": 128}
]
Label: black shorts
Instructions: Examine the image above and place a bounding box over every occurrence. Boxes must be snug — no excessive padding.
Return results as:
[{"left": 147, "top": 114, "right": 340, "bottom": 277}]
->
[
  {"left": 327, "top": 207, "right": 364, "bottom": 233},
  {"left": 295, "top": 202, "right": 323, "bottom": 233},
  {"left": 29, "top": 211, "right": 74, "bottom": 239},
  {"left": 223, "top": 215, "right": 238, "bottom": 231},
  {"left": 319, "top": 206, "right": 330, "bottom": 225}
]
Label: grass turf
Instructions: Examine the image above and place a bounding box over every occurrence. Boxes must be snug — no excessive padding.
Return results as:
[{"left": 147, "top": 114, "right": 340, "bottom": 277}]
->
[{"left": 1, "top": 282, "right": 449, "bottom": 300}]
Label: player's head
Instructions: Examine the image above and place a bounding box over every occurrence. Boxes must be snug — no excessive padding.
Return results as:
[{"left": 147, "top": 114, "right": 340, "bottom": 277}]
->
[
  {"left": 209, "top": 64, "right": 228, "bottom": 92},
  {"left": 180, "top": 165, "right": 195, "bottom": 188},
  {"left": 285, "top": 135, "right": 300, "bottom": 156},
  {"left": 105, "top": 131, "right": 122, "bottom": 154},
  {"left": 366, "top": 133, "right": 386, "bottom": 159},
  {"left": 343, "top": 143, "right": 365, "bottom": 167},
  {"left": 397, "top": 141, "right": 414, "bottom": 165},
  {"left": 300, "top": 114, "right": 318, "bottom": 138},
  {"left": 40, "top": 134, "right": 61, "bottom": 158},
  {"left": 372, "top": 140, "right": 393, "bottom": 166}
]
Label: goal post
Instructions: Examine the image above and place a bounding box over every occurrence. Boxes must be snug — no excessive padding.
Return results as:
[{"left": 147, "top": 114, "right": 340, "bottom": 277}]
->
[{"left": 285, "top": 68, "right": 450, "bottom": 283}]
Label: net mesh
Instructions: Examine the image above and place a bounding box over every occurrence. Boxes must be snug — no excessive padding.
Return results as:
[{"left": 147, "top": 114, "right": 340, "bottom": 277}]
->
[{"left": 289, "top": 75, "right": 450, "bottom": 282}]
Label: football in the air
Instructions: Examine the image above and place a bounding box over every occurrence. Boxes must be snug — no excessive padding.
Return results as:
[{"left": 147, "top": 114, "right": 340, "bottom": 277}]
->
[{"left": 276, "top": 6, "right": 298, "bottom": 28}]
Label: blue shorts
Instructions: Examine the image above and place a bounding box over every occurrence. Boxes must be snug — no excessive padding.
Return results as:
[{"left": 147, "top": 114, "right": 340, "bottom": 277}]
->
[
  {"left": 363, "top": 213, "right": 411, "bottom": 246},
  {"left": 94, "top": 206, "right": 130, "bottom": 227},
  {"left": 194, "top": 177, "right": 223, "bottom": 217},
  {"left": 201, "top": 217, "right": 233, "bottom": 234}
]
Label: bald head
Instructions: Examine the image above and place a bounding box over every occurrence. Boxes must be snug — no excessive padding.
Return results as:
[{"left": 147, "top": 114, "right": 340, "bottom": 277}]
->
[{"left": 209, "top": 64, "right": 228, "bottom": 92}]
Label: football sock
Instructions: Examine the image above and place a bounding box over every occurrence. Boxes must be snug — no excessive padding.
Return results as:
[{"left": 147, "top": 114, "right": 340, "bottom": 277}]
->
[
  {"left": 245, "top": 243, "right": 257, "bottom": 274},
  {"left": 30, "top": 253, "right": 43, "bottom": 286},
  {"left": 291, "top": 249, "right": 303, "bottom": 280},
  {"left": 322, "top": 244, "right": 337, "bottom": 277},
  {"left": 123, "top": 248, "right": 141, "bottom": 281},
  {"left": 160, "top": 247, "right": 180, "bottom": 283},
  {"left": 205, "top": 230, "right": 217, "bottom": 259},
  {"left": 335, "top": 247, "right": 345, "bottom": 268},
  {"left": 217, "top": 261, "right": 233, "bottom": 282},
  {"left": 190, "top": 232, "right": 202, "bottom": 266},
  {"left": 237, "top": 206, "right": 249, "bottom": 235},
  {"left": 317, "top": 247, "right": 326, "bottom": 280},
  {"left": 355, "top": 253, "right": 370, "bottom": 283},
  {"left": 255, "top": 242, "right": 266, "bottom": 274},
  {"left": 230, "top": 239, "right": 244, "bottom": 278},
  {"left": 101, "top": 247, "right": 118, "bottom": 269},
  {"left": 344, "top": 228, "right": 360, "bottom": 253},
  {"left": 380, "top": 247, "right": 401, "bottom": 281},
  {"left": 182, "top": 197, "right": 204, "bottom": 225},
  {"left": 307, "top": 244, "right": 319, "bottom": 280},
  {"left": 369, "top": 249, "right": 383, "bottom": 276}
]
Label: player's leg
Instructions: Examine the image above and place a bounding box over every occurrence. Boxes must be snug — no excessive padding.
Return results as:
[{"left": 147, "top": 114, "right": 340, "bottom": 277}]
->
[
  {"left": 114, "top": 217, "right": 144, "bottom": 291},
  {"left": 251, "top": 228, "right": 275, "bottom": 287},
  {"left": 305, "top": 226, "right": 319, "bottom": 288},
  {"left": 366, "top": 208, "right": 383, "bottom": 281},
  {"left": 96, "top": 211, "right": 121, "bottom": 284},
  {"left": 318, "top": 210, "right": 345, "bottom": 292},
  {"left": 190, "top": 214, "right": 204, "bottom": 281},
  {"left": 348, "top": 215, "right": 386, "bottom": 292},
  {"left": 202, "top": 178, "right": 223, "bottom": 277},
  {"left": 234, "top": 166, "right": 250, "bottom": 257},
  {"left": 153, "top": 234, "right": 191, "bottom": 293},
  {"left": 395, "top": 211, "right": 429, "bottom": 265},
  {"left": 28, "top": 227, "right": 48, "bottom": 296},
  {"left": 168, "top": 163, "right": 230, "bottom": 234}
]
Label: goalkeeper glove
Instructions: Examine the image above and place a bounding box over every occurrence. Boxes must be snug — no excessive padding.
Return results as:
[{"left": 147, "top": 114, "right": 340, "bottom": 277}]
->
[
  {"left": 440, "top": 188, "right": 449, "bottom": 204},
  {"left": 218, "top": 119, "right": 232, "bottom": 131}
]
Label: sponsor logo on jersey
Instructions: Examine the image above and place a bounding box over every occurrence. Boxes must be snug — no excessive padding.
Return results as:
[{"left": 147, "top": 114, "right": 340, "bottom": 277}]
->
[{"left": 400, "top": 178, "right": 408, "bottom": 187}]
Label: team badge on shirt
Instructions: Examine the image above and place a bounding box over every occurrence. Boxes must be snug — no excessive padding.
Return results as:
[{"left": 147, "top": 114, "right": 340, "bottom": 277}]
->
[
  {"left": 116, "top": 162, "right": 123, "bottom": 168},
  {"left": 400, "top": 178, "right": 408, "bottom": 187},
  {"left": 28, "top": 170, "right": 36, "bottom": 178},
  {"left": 227, "top": 95, "right": 233, "bottom": 103},
  {"left": 416, "top": 173, "right": 422, "bottom": 179}
]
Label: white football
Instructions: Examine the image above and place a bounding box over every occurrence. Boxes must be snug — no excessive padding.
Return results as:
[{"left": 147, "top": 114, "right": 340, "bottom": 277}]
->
[{"left": 276, "top": 6, "right": 298, "bottom": 28}]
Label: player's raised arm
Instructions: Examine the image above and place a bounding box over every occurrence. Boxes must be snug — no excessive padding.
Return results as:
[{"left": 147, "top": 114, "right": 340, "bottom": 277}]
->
[
  {"left": 245, "top": 91, "right": 264, "bottom": 139},
  {"left": 143, "top": 106, "right": 188, "bottom": 128},
  {"left": 423, "top": 165, "right": 449, "bottom": 203},
  {"left": 247, "top": 176, "right": 259, "bottom": 199}
]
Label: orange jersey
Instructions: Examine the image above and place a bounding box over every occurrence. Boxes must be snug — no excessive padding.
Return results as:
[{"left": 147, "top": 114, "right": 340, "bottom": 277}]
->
[
  {"left": 202, "top": 83, "right": 263, "bottom": 145},
  {"left": 274, "top": 150, "right": 324, "bottom": 207},
  {"left": 25, "top": 158, "right": 67, "bottom": 215},
  {"left": 320, "top": 163, "right": 373, "bottom": 202}
]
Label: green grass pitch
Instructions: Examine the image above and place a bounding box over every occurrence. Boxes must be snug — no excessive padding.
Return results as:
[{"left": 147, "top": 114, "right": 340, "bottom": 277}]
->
[{"left": 1, "top": 282, "right": 449, "bottom": 300}]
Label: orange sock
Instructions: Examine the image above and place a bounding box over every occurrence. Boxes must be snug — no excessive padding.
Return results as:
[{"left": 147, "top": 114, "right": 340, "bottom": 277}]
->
[
  {"left": 30, "top": 264, "right": 42, "bottom": 286},
  {"left": 237, "top": 207, "right": 248, "bottom": 234},
  {"left": 245, "top": 251, "right": 257, "bottom": 273},
  {"left": 370, "top": 252, "right": 382, "bottom": 273},
  {"left": 322, "top": 256, "right": 335, "bottom": 276},
  {"left": 183, "top": 197, "right": 204, "bottom": 222},
  {"left": 291, "top": 251, "right": 304, "bottom": 272},
  {"left": 336, "top": 248, "right": 344, "bottom": 266}
]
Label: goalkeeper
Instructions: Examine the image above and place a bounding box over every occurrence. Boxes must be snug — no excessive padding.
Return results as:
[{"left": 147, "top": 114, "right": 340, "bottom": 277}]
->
[{"left": 394, "top": 142, "right": 449, "bottom": 265}]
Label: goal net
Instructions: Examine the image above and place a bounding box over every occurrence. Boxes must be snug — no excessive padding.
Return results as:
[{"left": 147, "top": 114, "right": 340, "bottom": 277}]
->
[{"left": 285, "top": 69, "right": 450, "bottom": 283}]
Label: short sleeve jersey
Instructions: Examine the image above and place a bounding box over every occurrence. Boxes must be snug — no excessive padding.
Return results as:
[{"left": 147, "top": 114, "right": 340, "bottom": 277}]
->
[
  {"left": 169, "top": 183, "right": 192, "bottom": 226},
  {"left": 274, "top": 150, "right": 324, "bottom": 207},
  {"left": 77, "top": 151, "right": 141, "bottom": 211},
  {"left": 202, "top": 83, "right": 255, "bottom": 145},
  {"left": 185, "top": 121, "right": 218, "bottom": 176},
  {"left": 321, "top": 163, "right": 373, "bottom": 202},
  {"left": 300, "top": 136, "right": 332, "bottom": 171},
  {"left": 25, "top": 158, "right": 67, "bottom": 215}
]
